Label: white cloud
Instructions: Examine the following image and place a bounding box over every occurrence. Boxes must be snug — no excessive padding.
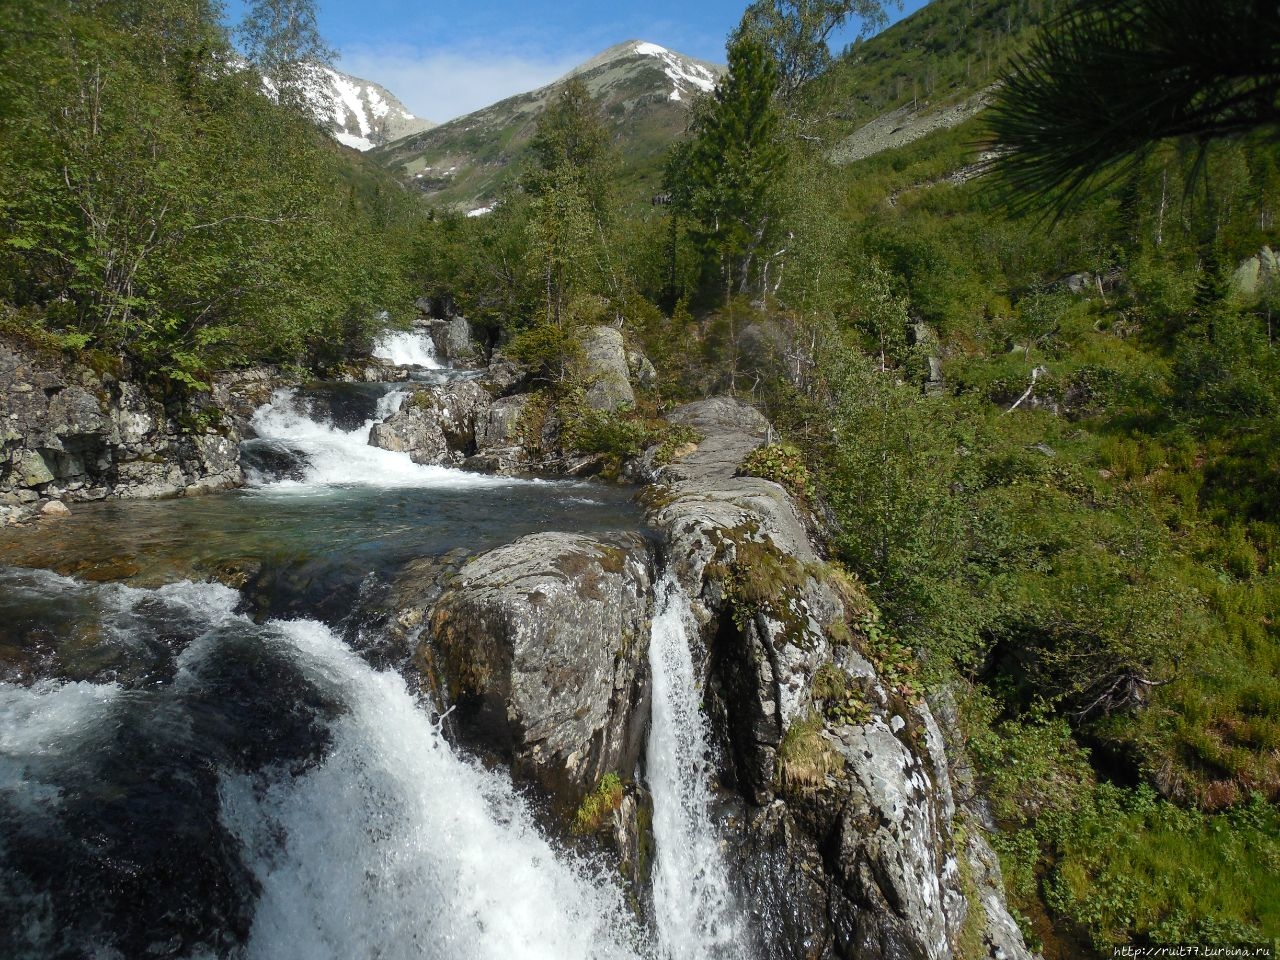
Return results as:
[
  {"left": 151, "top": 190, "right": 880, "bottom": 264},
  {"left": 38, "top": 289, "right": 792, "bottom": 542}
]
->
[{"left": 339, "top": 43, "right": 591, "bottom": 123}]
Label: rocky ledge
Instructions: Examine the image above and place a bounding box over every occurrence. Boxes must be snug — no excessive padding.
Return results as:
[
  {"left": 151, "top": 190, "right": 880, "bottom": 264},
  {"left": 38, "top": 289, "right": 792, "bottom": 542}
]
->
[
  {"left": 404, "top": 392, "right": 1034, "bottom": 960},
  {"left": 646, "top": 397, "right": 1031, "bottom": 960},
  {"left": 0, "top": 342, "right": 278, "bottom": 523}
]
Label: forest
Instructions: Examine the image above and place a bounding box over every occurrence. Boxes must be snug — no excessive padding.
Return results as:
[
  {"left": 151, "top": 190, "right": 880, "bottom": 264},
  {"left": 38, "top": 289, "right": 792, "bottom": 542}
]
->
[{"left": 2, "top": 0, "right": 1278, "bottom": 950}]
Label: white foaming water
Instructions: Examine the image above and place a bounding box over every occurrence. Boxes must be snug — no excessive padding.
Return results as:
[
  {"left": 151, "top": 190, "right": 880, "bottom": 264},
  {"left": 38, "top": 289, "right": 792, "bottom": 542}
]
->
[
  {"left": 222, "top": 617, "right": 648, "bottom": 960},
  {"left": 646, "top": 575, "right": 747, "bottom": 960},
  {"left": 372, "top": 330, "right": 441, "bottom": 369},
  {"left": 248, "top": 387, "right": 515, "bottom": 491},
  {"left": 0, "top": 681, "right": 120, "bottom": 812}
]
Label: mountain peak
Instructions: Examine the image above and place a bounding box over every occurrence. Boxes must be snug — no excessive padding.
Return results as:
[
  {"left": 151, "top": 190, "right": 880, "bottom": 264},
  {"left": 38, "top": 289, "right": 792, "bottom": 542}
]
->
[
  {"left": 564, "top": 40, "right": 721, "bottom": 102},
  {"left": 297, "top": 64, "right": 435, "bottom": 151}
]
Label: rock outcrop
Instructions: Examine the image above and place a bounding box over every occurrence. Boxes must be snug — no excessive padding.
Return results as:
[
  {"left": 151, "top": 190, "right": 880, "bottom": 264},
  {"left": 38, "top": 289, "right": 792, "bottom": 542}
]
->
[
  {"left": 0, "top": 342, "right": 248, "bottom": 521},
  {"left": 418, "top": 532, "right": 653, "bottom": 806},
  {"left": 368, "top": 379, "right": 492, "bottom": 466},
  {"left": 642, "top": 397, "right": 1033, "bottom": 960},
  {"left": 423, "top": 316, "right": 485, "bottom": 368},
  {"left": 1231, "top": 245, "right": 1280, "bottom": 298},
  {"left": 581, "top": 325, "right": 636, "bottom": 411}
]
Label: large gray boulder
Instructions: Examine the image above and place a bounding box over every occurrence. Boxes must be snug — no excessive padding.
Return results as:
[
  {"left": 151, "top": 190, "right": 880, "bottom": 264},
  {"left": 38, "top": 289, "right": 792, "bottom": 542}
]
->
[
  {"left": 421, "top": 532, "right": 653, "bottom": 805},
  {"left": 369, "top": 380, "right": 492, "bottom": 466},
  {"left": 580, "top": 325, "right": 635, "bottom": 411},
  {"left": 425, "top": 316, "right": 484, "bottom": 367}
]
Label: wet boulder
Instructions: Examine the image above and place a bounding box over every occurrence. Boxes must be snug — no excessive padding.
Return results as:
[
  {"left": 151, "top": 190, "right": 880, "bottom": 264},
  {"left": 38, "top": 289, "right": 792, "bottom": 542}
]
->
[
  {"left": 421, "top": 531, "right": 652, "bottom": 807},
  {"left": 369, "top": 381, "right": 492, "bottom": 466}
]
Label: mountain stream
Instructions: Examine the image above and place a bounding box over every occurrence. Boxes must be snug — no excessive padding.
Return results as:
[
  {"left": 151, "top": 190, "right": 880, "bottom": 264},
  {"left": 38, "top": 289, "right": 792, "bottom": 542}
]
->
[{"left": 0, "top": 336, "right": 748, "bottom": 960}]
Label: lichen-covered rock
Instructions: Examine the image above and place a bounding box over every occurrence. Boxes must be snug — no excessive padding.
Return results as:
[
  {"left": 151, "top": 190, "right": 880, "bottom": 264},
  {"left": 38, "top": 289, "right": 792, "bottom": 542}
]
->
[
  {"left": 627, "top": 350, "right": 658, "bottom": 391},
  {"left": 368, "top": 381, "right": 492, "bottom": 466},
  {"left": 421, "top": 531, "right": 652, "bottom": 805},
  {"left": 476, "top": 394, "right": 528, "bottom": 450},
  {"left": 0, "top": 341, "right": 243, "bottom": 507},
  {"left": 643, "top": 396, "right": 1035, "bottom": 960},
  {"left": 580, "top": 326, "right": 635, "bottom": 411}
]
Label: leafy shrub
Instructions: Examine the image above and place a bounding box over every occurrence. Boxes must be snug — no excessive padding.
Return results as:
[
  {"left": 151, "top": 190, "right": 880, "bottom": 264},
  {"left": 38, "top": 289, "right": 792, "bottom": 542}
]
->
[{"left": 738, "top": 443, "right": 815, "bottom": 503}]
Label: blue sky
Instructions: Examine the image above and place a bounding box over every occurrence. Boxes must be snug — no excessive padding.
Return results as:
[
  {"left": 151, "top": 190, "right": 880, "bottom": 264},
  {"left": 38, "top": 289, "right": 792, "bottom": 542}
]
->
[{"left": 224, "top": 0, "right": 930, "bottom": 122}]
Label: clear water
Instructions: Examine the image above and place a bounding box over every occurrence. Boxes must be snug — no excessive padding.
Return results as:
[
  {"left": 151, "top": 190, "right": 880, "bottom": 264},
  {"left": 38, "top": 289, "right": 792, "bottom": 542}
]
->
[{"left": 0, "top": 376, "right": 749, "bottom": 960}]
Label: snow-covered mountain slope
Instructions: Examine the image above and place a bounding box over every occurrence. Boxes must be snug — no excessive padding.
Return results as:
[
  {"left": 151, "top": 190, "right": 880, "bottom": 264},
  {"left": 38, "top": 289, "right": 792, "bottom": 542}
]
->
[
  {"left": 295, "top": 63, "right": 434, "bottom": 151},
  {"left": 564, "top": 40, "right": 719, "bottom": 102},
  {"left": 372, "top": 40, "right": 724, "bottom": 212}
]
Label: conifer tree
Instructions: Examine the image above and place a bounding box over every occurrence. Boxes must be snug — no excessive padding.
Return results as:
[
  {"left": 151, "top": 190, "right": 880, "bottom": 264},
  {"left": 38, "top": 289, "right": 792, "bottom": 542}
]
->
[
  {"left": 988, "top": 0, "right": 1280, "bottom": 214},
  {"left": 667, "top": 34, "right": 786, "bottom": 301}
]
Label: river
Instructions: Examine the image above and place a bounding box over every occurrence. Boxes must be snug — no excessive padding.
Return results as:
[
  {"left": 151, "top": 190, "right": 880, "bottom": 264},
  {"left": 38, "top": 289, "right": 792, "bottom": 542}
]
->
[{"left": 0, "top": 335, "right": 748, "bottom": 960}]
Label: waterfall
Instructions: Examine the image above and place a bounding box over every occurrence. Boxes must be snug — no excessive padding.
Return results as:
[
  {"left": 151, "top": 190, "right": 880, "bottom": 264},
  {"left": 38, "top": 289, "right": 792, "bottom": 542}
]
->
[
  {"left": 247, "top": 386, "right": 511, "bottom": 491},
  {"left": 646, "top": 574, "right": 747, "bottom": 960},
  {"left": 0, "top": 570, "right": 648, "bottom": 960},
  {"left": 372, "top": 330, "right": 441, "bottom": 369},
  {"left": 227, "top": 617, "right": 646, "bottom": 960}
]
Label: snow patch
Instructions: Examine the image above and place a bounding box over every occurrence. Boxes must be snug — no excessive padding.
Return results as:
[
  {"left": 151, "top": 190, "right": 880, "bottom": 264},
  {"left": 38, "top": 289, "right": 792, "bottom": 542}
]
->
[
  {"left": 334, "top": 131, "right": 377, "bottom": 152},
  {"left": 632, "top": 41, "right": 717, "bottom": 101}
]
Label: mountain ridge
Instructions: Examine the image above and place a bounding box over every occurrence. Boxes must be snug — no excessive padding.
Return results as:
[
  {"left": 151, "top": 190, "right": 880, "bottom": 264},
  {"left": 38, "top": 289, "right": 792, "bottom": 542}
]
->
[
  {"left": 371, "top": 40, "right": 725, "bottom": 212},
  {"left": 292, "top": 62, "right": 435, "bottom": 151}
]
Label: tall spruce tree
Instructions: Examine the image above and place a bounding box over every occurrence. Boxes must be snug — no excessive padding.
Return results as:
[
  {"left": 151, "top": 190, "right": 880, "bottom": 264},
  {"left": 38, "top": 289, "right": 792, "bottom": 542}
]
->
[{"left": 667, "top": 34, "right": 786, "bottom": 301}]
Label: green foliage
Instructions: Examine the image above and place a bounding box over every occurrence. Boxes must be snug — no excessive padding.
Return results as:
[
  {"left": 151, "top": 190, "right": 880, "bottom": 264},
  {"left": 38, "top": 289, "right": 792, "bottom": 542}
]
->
[
  {"left": 236, "top": 0, "right": 335, "bottom": 106},
  {"left": 988, "top": 0, "right": 1280, "bottom": 214},
  {"left": 738, "top": 443, "right": 814, "bottom": 503},
  {"left": 713, "top": 532, "right": 810, "bottom": 635},
  {"left": 0, "top": 0, "right": 419, "bottom": 384},
  {"left": 572, "top": 772, "right": 624, "bottom": 836},
  {"left": 811, "top": 664, "right": 871, "bottom": 726},
  {"left": 562, "top": 404, "right": 650, "bottom": 460},
  {"left": 1041, "top": 785, "right": 1280, "bottom": 947},
  {"left": 665, "top": 35, "right": 787, "bottom": 302},
  {"left": 652, "top": 424, "right": 703, "bottom": 465},
  {"left": 734, "top": 0, "right": 897, "bottom": 100}
]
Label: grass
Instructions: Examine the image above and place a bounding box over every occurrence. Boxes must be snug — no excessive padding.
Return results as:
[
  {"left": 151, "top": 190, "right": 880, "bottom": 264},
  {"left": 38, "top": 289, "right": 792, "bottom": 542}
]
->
[{"left": 572, "top": 772, "right": 625, "bottom": 835}]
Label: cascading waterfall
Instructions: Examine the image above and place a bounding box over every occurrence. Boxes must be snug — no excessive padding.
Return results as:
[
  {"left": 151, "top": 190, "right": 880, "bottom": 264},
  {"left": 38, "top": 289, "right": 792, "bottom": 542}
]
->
[
  {"left": 247, "top": 386, "right": 510, "bottom": 491},
  {"left": 0, "top": 570, "right": 648, "bottom": 960},
  {"left": 372, "top": 330, "right": 441, "bottom": 369},
  {"left": 646, "top": 573, "right": 748, "bottom": 960},
  {"left": 228, "top": 617, "right": 646, "bottom": 960},
  {"left": 2, "top": 359, "right": 760, "bottom": 960}
]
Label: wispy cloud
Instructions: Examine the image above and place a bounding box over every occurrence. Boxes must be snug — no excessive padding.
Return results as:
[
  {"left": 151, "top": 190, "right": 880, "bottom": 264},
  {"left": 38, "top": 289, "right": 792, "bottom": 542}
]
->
[{"left": 340, "top": 43, "right": 592, "bottom": 123}]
